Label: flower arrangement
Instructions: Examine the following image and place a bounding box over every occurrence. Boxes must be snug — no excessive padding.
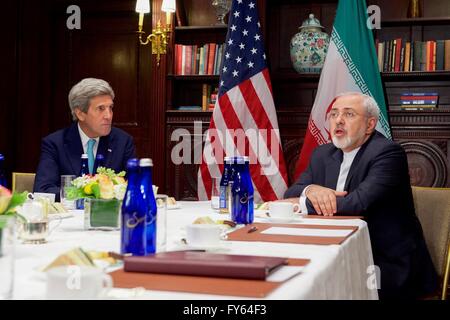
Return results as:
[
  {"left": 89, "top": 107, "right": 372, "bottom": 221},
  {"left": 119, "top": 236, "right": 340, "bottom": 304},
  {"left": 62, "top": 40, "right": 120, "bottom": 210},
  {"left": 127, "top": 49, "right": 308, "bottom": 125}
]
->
[
  {"left": 0, "top": 185, "right": 27, "bottom": 228},
  {"left": 66, "top": 167, "right": 127, "bottom": 201}
]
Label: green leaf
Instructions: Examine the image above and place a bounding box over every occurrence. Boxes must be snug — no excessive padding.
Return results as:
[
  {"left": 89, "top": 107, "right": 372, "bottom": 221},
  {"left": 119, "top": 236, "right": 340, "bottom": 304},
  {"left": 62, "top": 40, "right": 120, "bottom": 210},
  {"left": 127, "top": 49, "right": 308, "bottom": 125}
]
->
[
  {"left": 65, "top": 186, "right": 85, "bottom": 200},
  {"left": 96, "top": 167, "right": 125, "bottom": 178},
  {"left": 91, "top": 184, "right": 101, "bottom": 199},
  {"left": 4, "top": 192, "right": 27, "bottom": 214}
]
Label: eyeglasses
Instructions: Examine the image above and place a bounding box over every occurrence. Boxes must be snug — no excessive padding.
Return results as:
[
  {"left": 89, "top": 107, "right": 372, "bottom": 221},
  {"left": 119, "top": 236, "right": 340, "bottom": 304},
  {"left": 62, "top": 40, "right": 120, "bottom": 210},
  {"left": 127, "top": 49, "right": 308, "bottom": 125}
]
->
[{"left": 328, "top": 109, "right": 359, "bottom": 120}]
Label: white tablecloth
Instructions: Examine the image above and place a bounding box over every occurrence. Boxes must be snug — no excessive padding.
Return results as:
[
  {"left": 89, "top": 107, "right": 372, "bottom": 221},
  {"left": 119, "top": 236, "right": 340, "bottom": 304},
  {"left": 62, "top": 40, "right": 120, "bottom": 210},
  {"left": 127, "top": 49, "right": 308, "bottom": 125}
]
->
[{"left": 12, "top": 201, "right": 378, "bottom": 300}]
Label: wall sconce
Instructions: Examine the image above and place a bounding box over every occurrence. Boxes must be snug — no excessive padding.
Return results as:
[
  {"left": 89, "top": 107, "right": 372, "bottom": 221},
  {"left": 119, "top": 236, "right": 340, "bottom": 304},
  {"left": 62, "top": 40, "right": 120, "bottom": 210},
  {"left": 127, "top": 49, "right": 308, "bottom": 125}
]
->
[{"left": 136, "top": 0, "right": 175, "bottom": 66}]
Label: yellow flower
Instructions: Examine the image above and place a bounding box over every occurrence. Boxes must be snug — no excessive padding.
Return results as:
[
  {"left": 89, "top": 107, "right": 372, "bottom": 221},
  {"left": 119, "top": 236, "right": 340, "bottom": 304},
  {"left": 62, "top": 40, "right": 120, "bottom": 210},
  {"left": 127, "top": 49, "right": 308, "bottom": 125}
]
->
[{"left": 83, "top": 183, "right": 96, "bottom": 195}]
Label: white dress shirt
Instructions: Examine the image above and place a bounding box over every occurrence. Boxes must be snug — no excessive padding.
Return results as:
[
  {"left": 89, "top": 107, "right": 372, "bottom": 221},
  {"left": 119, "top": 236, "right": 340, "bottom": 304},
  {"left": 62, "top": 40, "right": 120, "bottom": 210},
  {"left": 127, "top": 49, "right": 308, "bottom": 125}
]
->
[
  {"left": 77, "top": 123, "right": 99, "bottom": 157},
  {"left": 299, "top": 147, "right": 361, "bottom": 214}
]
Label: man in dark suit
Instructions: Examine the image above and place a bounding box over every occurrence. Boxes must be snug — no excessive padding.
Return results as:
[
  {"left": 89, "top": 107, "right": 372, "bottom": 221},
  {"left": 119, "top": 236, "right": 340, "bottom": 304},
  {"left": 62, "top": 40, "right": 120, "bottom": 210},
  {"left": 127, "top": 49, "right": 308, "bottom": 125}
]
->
[
  {"left": 284, "top": 92, "right": 437, "bottom": 299},
  {"left": 34, "top": 78, "right": 136, "bottom": 200}
]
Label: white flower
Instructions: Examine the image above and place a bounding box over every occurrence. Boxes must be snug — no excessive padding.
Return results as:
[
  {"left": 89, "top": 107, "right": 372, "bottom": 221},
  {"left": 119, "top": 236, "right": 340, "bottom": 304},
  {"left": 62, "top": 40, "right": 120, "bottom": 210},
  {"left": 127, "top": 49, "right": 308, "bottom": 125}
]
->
[
  {"left": 113, "top": 184, "right": 127, "bottom": 200},
  {"left": 72, "top": 175, "right": 91, "bottom": 188}
]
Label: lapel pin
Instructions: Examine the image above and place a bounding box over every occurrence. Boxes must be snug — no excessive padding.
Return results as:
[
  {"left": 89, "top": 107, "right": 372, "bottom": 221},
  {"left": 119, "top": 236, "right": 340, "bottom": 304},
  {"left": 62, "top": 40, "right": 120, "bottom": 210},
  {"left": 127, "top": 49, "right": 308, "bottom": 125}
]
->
[{"left": 108, "top": 149, "right": 112, "bottom": 153}]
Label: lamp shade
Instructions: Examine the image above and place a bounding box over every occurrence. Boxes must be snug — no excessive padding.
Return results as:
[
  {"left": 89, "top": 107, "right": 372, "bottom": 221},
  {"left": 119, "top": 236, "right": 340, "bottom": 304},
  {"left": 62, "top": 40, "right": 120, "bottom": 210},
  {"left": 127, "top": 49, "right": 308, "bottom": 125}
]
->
[
  {"left": 161, "top": 0, "right": 176, "bottom": 13},
  {"left": 136, "top": 0, "right": 150, "bottom": 13}
]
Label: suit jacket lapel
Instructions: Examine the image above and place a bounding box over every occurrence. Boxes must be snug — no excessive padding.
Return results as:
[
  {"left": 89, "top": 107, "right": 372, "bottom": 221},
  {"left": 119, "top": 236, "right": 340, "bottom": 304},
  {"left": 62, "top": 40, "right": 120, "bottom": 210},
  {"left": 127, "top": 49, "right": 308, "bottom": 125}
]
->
[
  {"left": 344, "top": 132, "right": 377, "bottom": 190},
  {"left": 64, "top": 122, "right": 84, "bottom": 175},
  {"left": 325, "top": 148, "right": 343, "bottom": 189}
]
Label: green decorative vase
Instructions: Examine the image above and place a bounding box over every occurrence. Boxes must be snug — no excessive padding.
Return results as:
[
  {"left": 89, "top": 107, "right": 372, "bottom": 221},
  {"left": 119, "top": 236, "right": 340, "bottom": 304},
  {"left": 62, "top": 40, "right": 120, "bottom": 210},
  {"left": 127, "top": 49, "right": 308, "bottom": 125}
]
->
[
  {"left": 84, "top": 198, "right": 121, "bottom": 230},
  {"left": 290, "top": 14, "right": 330, "bottom": 74}
]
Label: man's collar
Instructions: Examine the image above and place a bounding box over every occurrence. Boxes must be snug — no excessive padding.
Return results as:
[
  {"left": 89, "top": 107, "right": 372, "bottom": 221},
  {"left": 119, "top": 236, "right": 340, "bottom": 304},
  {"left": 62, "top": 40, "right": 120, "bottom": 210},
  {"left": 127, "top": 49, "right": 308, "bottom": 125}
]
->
[{"left": 77, "top": 122, "right": 99, "bottom": 147}]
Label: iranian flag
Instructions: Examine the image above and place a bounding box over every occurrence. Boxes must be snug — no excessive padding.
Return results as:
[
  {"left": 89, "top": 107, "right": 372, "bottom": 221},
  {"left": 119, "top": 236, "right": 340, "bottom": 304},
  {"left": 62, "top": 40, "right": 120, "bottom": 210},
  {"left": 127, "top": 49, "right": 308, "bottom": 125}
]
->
[{"left": 293, "top": 0, "right": 392, "bottom": 179}]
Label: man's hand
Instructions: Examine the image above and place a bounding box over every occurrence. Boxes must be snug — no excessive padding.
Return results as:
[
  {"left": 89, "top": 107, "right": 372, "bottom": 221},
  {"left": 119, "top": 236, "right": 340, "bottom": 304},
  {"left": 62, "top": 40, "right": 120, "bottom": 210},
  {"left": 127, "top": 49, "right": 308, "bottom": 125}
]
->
[{"left": 305, "top": 185, "right": 347, "bottom": 216}]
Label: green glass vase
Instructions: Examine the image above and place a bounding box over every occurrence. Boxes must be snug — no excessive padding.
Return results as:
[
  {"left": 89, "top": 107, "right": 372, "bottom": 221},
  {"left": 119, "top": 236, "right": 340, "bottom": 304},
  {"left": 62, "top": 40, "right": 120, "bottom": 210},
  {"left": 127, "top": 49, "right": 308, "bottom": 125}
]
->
[{"left": 84, "top": 198, "right": 121, "bottom": 230}]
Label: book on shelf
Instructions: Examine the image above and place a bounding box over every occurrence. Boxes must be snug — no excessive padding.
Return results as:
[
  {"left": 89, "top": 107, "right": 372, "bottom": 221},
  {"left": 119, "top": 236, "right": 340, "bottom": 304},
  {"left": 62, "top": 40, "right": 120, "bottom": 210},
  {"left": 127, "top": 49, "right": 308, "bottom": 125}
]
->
[
  {"left": 201, "top": 84, "right": 219, "bottom": 111},
  {"left": 436, "top": 40, "right": 445, "bottom": 70},
  {"left": 209, "top": 90, "right": 218, "bottom": 110},
  {"left": 399, "top": 41, "right": 405, "bottom": 72},
  {"left": 401, "top": 92, "right": 439, "bottom": 97},
  {"left": 202, "top": 83, "right": 208, "bottom": 111},
  {"left": 394, "top": 38, "right": 401, "bottom": 72},
  {"left": 376, "top": 39, "right": 450, "bottom": 72},
  {"left": 445, "top": 40, "right": 450, "bottom": 70},
  {"left": 413, "top": 41, "right": 421, "bottom": 71},
  {"left": 207, "top": 43, "right": 217, "bottom": 75},
  {"left": 404, "top": 42, "right": 411, "bottom": 72},
  {"left": 401, "top": 100, "right": 438, "bottom": 105},
  {"left": 400, "top": 92, "right": 439, "bottom": 109},
  {"left": 377, "top": 41, "right": 384, "bottom": 72},
  {"left": 401, "top": 105, "right": 437, "bottom": 111},
  {"left": 420, "top": 41, "right": 427, "bottom": 71},
  {"left": 174, "top": 43, "right": 225, "bottom": 76}
]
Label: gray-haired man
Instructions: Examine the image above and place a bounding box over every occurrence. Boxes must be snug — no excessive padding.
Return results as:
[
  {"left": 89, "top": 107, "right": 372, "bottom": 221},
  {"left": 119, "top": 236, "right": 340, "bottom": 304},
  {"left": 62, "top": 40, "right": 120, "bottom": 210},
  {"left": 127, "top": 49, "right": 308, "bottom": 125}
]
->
[
  {"left": 284, "top": 92, "right": 437, "bottom": 299},
  {"left": 34, "top": 78, "right": 136, "bottom": 199}
]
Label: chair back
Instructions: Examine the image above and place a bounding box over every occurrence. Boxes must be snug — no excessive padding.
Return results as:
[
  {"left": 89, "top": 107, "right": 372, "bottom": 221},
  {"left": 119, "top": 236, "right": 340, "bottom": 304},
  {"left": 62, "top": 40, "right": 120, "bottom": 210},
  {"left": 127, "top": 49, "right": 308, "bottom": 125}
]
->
[
  {"left": 12, "top": 172, "right": 36, "bottom": 193},
  {"left": 412, "top": 186, "right": 450, "bottom": 299}
]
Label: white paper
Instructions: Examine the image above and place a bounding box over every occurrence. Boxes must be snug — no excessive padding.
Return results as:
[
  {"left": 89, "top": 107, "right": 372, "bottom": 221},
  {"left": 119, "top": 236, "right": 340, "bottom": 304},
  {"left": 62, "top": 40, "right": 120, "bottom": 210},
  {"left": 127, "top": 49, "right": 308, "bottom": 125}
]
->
[
  {"left": 262, "top": 227, "right": 353, "bottom": 238},
  {"left": 266, "top": 266, "right": 304, "bottom": 282}
]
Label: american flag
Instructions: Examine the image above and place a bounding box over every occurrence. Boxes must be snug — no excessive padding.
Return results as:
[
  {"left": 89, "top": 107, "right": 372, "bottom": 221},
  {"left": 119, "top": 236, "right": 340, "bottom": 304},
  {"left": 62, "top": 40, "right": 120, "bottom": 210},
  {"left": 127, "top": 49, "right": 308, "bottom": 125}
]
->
[{"left": 197, "top": 0, "right": 288, "bottom": 202}]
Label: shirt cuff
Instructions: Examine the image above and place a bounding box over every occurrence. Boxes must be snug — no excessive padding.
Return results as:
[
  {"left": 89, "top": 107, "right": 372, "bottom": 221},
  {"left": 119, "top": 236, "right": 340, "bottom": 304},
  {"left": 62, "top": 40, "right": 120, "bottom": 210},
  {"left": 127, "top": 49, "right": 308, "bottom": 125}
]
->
[{"left": 299, "top": 185, "right": 311, "bottom": 215}]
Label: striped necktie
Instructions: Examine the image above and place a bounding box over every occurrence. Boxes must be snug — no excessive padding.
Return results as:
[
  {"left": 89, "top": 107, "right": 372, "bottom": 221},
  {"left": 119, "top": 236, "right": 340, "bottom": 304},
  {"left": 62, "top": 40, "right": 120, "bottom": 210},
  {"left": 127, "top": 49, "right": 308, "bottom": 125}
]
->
[{"left": 87, "top": 138, "right": 96, "bottom": 174}]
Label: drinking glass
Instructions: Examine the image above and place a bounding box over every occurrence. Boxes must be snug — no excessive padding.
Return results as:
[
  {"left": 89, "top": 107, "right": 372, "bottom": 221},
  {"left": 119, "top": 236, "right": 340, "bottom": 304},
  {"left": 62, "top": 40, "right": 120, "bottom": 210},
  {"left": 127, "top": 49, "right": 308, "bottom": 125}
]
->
[
  {"left": 211, "top": 177, "right": 220, "bottom": 210},
  {"left": 60, "top": 175, "right": 76, "bottom": 210},
  {"left": 155, "top": 194, "right": 168, "bottom": 252},
  {"left": 0, "top": 216, "right": 15, "bottom": 300}
]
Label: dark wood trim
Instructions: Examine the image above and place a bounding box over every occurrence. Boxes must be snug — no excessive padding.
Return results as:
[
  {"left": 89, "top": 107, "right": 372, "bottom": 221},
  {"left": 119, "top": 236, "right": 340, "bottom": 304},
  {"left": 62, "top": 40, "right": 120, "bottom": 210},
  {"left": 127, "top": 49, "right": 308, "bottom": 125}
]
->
[{"left": 381, "top": 17, "right": 450, "bottom": 27}]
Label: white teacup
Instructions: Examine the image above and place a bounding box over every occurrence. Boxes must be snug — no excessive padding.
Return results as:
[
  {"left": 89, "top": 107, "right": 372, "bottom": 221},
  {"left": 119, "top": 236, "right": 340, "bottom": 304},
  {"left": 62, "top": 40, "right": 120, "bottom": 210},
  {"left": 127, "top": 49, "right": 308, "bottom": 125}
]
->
[
  {"left": 268, "top": 202, "right": 301, "bottom": 219},
  {"left": 186, "top": 224, "right": 223, "bottom": 248},
  {"left": 46, "top": 265, "right": 113, "bottom": 300}
]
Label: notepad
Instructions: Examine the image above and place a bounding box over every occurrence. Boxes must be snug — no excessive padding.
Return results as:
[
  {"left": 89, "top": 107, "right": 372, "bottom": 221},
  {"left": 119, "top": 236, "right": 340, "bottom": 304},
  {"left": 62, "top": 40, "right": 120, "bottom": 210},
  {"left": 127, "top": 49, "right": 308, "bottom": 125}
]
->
[{"left": 262, "top": 227, "right": 354, "bottom": 238}]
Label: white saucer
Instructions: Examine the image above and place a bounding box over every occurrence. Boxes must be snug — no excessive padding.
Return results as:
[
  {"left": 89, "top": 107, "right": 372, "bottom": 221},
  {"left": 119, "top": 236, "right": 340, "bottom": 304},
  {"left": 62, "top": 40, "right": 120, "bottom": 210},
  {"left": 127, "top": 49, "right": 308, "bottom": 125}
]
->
[
  {"left": 254, "top": 209, "right": 269, "bottom": 217},
  {"left": 262, "top": 216, "right": 303, "bottom": 224},
  {"left": 48, "top": 212, "right": 74, "bottom": 220},
  {"left": 178, "top": 240, "right": 229, "bottom": 252}
]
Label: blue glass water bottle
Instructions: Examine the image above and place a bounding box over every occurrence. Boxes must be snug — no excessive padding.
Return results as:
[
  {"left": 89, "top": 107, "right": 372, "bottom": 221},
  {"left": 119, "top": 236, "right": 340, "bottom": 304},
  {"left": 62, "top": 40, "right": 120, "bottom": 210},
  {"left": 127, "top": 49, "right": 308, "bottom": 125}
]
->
[
  {"left": 231, "top": 156, "right": 254, "bottom": 224},
  {"left": 139, "top": 158, "right": 157, "bottom": 255},
  {"left": 79, "top": 153, "right": 89, "bottom": 176},
  {"left": 94, "top": 153, "right": 105, "bottom": 173},
  {"left": 227, "top": 157, "right": 237, "bottom": 216},
  {"left": 219, "top": 157, "right": 232, "bottom": 214},
  {"left": 0, "top": 154, "right": 7, "bottom": 188},
  {"left": 76, "top": 154, "right": 89, "bottom": 209},
  {"left": 121, "top": 158, "right": 147, "bottom": 256}
]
